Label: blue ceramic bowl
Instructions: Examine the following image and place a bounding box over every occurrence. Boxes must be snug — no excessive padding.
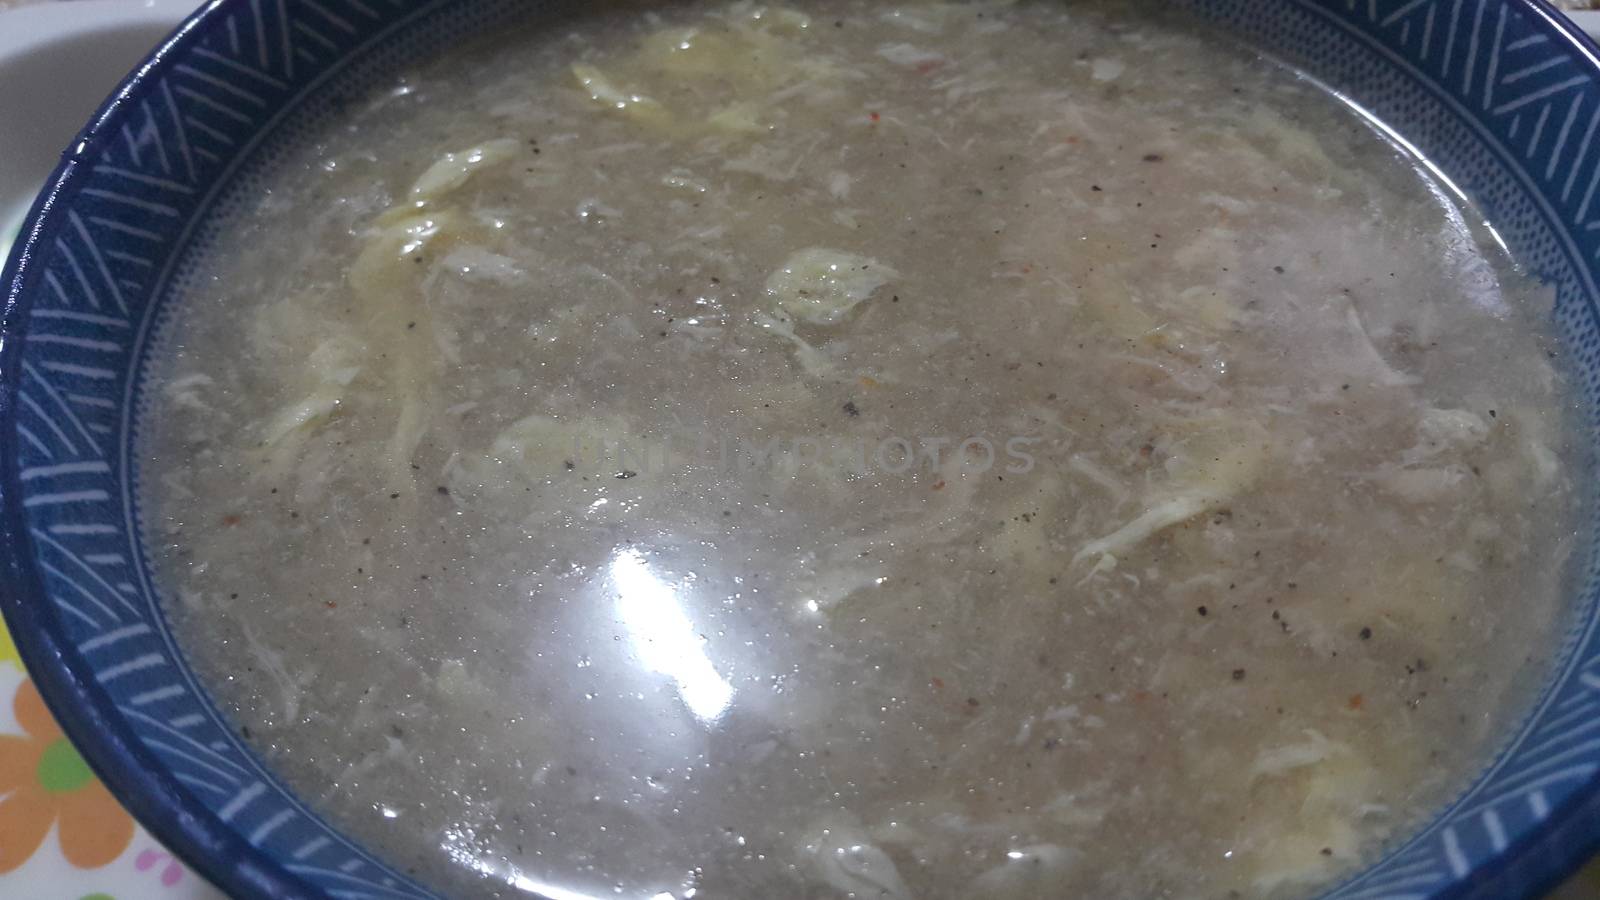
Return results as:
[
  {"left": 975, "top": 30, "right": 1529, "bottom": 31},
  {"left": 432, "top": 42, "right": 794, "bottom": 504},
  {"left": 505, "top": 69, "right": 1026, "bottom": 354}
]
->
[{"left": 4, "top": 0, "right": 1600, "bottom": 897}]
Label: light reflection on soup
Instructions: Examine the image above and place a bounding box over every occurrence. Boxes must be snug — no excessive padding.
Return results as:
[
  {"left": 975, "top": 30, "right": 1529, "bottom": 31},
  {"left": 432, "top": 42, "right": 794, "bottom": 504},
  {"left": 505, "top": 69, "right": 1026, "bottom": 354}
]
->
[{"left": 142, "top": 1, "right": 1582, "bottom": 897}]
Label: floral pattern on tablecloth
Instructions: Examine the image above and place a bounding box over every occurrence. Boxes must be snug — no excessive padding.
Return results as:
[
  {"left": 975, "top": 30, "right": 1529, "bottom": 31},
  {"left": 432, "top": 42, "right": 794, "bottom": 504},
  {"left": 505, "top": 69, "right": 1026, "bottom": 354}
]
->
[
  {"left": 0, "top": 625, "right": 219, "bottom": 898},
  {"left": 0, "top": 0, "right": 1596, "bottom": 897}
]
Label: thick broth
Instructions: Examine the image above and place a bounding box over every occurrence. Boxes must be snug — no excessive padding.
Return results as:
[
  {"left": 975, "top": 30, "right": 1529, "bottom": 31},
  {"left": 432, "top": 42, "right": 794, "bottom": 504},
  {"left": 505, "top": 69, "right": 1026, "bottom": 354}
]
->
[{"left": 144, "top": 2, "right": 1580, "bottom": 897}]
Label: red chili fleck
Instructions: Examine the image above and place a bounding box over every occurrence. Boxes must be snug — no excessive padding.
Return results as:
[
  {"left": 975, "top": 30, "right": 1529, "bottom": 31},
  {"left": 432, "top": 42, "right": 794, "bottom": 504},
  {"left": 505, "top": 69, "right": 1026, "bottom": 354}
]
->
[
  {"left": 931, "top": 479, "right": 946, "bottom": 491},
  {"left": 325, "top": 600, "right": 338, "bottom": 609},
  {"left": 914, "top": 60, "right": 944, "bottom": 76},
  {"left": 1347, "top": 693, "right": 1364, "bottom": 710},
  {"left": 220, "top": 514, "right": 243, "bottom": 527},
  {"left": 930, "top": 677, "right": 945, "bottom": 690},
  {"left": 869, "top": 111, "right": 881, "bottom": 123}
]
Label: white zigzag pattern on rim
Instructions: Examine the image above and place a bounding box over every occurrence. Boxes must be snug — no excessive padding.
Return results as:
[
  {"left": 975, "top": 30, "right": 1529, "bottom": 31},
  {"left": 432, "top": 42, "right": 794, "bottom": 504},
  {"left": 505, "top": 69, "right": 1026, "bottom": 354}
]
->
[
  {"left": 1316, "top": 3, "right": 1600, "bottom": 896},
  {"left": 14, "top": 0, "right": 1600, "bottom": 897},
  {"left": 1378, "top": 0, "right": 1600, "bottom": 240},
  {"left": 14, "top": 1, "right": 432, "bottom": 895}
]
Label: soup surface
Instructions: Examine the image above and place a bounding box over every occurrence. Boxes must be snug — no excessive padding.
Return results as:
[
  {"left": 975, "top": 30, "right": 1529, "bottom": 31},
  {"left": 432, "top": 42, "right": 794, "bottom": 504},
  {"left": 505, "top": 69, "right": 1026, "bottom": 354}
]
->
[{"left": 143, "top": 1, "right": 1581, "bottom": 897}]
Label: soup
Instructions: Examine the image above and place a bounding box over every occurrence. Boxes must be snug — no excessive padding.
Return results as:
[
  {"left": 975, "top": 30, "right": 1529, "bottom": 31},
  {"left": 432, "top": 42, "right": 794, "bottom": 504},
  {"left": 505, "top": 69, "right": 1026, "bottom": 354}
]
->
[{"left": 142, "top": 1, "right": 1582, "bottom": 897}]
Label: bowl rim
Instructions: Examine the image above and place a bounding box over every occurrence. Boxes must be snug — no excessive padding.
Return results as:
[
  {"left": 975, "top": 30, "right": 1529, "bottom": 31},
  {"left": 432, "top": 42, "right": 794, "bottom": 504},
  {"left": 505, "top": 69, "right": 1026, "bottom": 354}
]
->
[
  {"left": 0, "top": 2, "right": 366, "bottom": 896},
  {"left": 3, "top": 1, "right": 1600, "bottom": 898}
]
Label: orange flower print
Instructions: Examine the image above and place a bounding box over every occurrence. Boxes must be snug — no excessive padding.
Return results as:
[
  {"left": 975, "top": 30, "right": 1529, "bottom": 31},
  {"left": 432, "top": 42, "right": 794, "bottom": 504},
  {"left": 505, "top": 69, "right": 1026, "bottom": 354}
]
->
[{"left": 0, "top": 680, "right": 133, "bottom": 870}]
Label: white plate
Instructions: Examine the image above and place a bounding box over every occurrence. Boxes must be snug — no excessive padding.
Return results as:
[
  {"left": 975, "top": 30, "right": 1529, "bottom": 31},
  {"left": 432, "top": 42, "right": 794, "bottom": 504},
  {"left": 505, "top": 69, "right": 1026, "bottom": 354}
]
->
[{"left": 0, "top": 0, "right": 192, "bottom": 261}]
